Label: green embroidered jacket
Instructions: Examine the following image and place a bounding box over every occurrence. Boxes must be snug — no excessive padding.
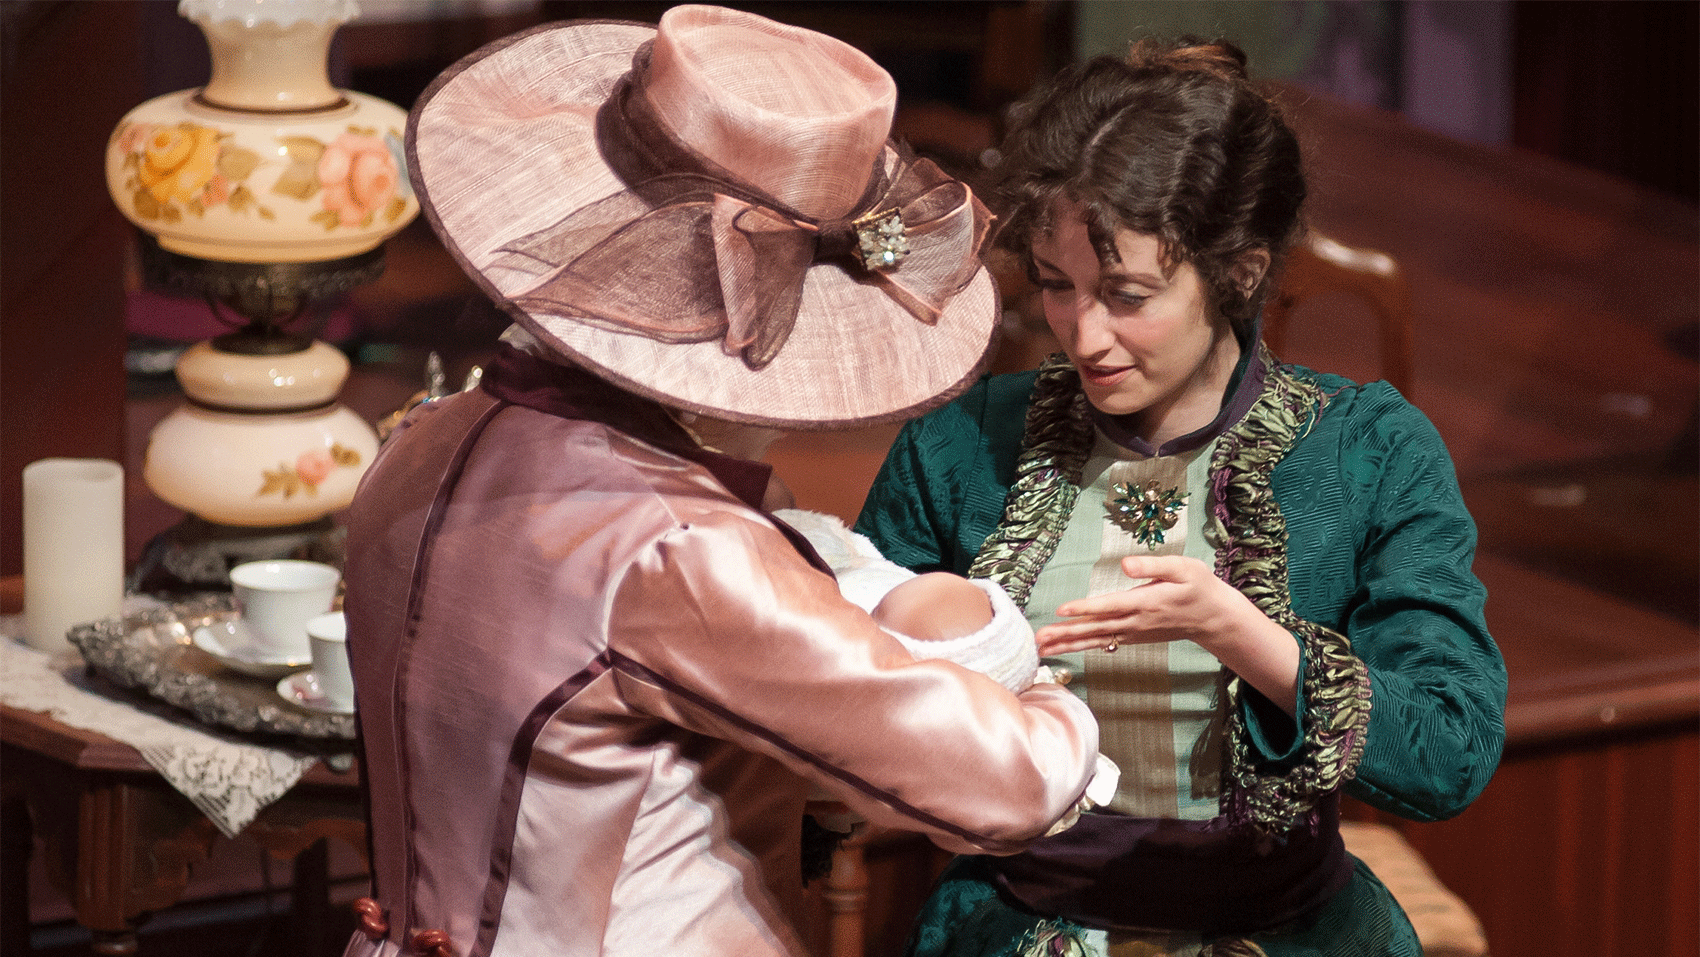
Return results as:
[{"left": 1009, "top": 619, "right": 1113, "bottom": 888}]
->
[{"left": 856, "top": 364, "right": 1506, "bottom": 822}]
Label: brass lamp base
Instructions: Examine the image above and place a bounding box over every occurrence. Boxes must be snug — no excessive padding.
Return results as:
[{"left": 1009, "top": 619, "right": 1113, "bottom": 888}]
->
[{"left": 138, "top": 232, "right": 386, "bottom": 344}]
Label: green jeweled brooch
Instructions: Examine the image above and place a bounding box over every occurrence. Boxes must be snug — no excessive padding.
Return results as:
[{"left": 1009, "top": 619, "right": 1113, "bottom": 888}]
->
[{"left": 1106, "top": 480, "right": 1189, "bottom": 550}]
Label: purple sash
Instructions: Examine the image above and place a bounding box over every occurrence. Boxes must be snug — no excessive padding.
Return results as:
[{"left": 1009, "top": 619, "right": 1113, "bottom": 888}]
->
[{"left": 988, "top": 793, "right": 1354, "bottom": 935}]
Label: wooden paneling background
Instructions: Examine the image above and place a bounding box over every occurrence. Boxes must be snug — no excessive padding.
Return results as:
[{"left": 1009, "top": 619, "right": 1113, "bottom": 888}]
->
[
  {"left": 0, "top": 1, "right": 141, "bottom": 577},
  {"left": 1350, "top": 724, "right": 1699, "bottom": 957}
]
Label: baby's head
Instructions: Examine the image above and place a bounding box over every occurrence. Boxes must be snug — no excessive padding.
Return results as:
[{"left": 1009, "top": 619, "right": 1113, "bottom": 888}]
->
[{"left": 871, "top": 572, "right": 995, "bottom": 643}]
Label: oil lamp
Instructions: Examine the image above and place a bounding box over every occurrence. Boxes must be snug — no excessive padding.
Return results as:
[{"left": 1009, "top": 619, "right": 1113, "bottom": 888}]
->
[{"left": 106, "top": 0, "right": 418, "bottom": 589}]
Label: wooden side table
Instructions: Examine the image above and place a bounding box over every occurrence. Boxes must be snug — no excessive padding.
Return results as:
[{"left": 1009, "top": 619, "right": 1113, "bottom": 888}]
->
[{"left": 1, "top": 703, "right": 366, "bottom": 956}]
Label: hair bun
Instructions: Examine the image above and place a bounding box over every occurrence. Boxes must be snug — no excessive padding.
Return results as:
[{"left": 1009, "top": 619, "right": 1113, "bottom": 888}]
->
[{"left": 1126, "top": 36, "right": 1249, "bottom": 81}]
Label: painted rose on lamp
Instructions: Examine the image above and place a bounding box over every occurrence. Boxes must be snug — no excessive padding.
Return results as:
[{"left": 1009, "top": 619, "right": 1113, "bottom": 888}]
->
[{"left": 106, "top": 0, "right": 417, "bottom": 264}]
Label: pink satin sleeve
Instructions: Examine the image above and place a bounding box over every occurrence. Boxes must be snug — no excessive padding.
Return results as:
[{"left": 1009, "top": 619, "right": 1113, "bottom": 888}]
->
[{"left": 603, "top": 507, "right": 1100, "bottom": 855}]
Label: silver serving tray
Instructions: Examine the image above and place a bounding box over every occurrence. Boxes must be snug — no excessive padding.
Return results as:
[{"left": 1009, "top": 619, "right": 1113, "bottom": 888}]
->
[{"left": 69, "top": 594, "right": 356, "bottom": 742}]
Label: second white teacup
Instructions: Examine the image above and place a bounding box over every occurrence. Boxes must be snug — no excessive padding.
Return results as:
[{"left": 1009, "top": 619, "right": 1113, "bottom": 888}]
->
[
  {"left": 229, "top": 559, "right": 340, "bottom": 661},
  {"left": 306, "top": 611, "right": 354, "bottom": 712}
]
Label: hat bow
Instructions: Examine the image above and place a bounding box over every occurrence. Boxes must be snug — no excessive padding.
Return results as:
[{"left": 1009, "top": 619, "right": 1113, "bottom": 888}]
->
[
  {"left": 491, "top": 60, "right": 991, "bottom": 371},
  {"left": 497, "top": 154, "right": 989, "bottom": 370}
]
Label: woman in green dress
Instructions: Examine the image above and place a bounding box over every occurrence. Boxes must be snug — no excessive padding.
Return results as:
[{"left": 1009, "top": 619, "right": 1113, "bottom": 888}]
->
[{"left": 855, "top": 37, "right": 1507, "bottom": 957}]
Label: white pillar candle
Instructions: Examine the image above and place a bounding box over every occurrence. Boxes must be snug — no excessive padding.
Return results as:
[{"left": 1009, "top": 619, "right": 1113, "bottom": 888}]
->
[{"left": 23, "top": 458, "right": 126, "bottom": 656}]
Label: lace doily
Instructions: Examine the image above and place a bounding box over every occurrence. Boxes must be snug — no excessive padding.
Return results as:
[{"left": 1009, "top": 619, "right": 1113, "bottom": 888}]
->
[{"left": 1, "top": 616, "right": 318, "bottom": 838}]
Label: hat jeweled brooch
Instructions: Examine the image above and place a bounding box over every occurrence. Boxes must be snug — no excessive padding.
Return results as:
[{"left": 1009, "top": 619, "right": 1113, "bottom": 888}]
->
[{"left": 851, "top": 208, "right": 908, "bottom": 271}]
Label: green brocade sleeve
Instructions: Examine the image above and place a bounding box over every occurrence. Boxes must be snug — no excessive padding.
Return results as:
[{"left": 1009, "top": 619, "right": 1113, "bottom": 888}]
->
[
  {"left": 856, "top": 371, "right": 1033, "bottom": 574},
  {"left": 1275, "top": 379, "right": 1507, "bottom": 821}
]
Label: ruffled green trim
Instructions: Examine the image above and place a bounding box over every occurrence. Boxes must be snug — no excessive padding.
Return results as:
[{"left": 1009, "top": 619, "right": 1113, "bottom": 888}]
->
[
  {"left": 1015, "top": 920, "right": 1093, "bottom": 957},
  {"left": 964, "top": 354, "right": 1092, "bottom": 603},
  {"left": 969, "top": 347, "right": 1372, "bottom": 835},
  {"left": 1206, "top": 353, "right": 1373, "bottom": 835}
]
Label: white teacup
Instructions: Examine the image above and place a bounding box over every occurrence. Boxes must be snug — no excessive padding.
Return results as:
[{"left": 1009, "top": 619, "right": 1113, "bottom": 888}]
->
[
  {"left": 306, "top": 611, "right": 354, "bottom": 712},
  {"left": 229, "top": 560, "right": 340, "bottom": 660}
]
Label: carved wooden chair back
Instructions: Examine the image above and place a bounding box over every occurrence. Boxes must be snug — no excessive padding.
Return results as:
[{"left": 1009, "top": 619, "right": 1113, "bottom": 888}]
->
[{"left": 1264, "top": 232, "right": 1416, "bottom": 396}]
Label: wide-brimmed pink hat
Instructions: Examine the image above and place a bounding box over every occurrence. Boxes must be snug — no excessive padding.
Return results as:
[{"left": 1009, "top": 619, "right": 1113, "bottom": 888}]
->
[{"left": 407, "top": 4, "right": 999, "bottom": 428}]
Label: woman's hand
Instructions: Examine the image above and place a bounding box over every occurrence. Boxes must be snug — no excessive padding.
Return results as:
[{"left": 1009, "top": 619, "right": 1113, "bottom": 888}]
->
[{"left": 1034, "top": 554, "right": 1301, "bottom": 715}]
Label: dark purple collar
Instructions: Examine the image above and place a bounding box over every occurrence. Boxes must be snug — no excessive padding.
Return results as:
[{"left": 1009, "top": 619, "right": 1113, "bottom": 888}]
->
[
  {"left": 481, "top": 344, "right": 775, "bottom": 512},
  {"left": 1089, "top": 332, "right": 1267, "bottom": 458}
]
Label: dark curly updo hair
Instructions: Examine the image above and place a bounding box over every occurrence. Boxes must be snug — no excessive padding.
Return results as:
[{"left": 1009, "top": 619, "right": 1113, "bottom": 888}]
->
[{"left": 993, "top": 38, "right": 1307, "bottom": 340}]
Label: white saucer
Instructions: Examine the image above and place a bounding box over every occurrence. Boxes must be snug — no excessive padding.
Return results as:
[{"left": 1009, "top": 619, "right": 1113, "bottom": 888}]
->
[
  {"left": 192, "top": 620, "right": 310, "bottom": 679},
  {"left": 277, "top": 670, "right": 354, "bottom": 715}
]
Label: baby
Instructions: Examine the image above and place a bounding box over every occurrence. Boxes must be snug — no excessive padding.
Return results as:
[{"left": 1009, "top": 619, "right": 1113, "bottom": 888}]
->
[
  {"left": 776, "top": 508, "right": 1117, "bottom": 829},
  {"left": 775, "top": 508, "right": 1039, "bottom": 692}
]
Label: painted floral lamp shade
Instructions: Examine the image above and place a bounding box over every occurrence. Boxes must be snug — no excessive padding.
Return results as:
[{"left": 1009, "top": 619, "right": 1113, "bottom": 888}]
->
[{"left": 105, "top": 0, "right": 417, "bottom": 264}]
